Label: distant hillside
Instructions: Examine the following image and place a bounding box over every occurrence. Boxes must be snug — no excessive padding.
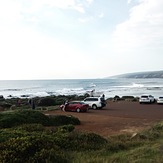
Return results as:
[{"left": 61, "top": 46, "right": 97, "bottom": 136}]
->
[{"left": 111, "top": 70, "right": 163, "bottom": 78}]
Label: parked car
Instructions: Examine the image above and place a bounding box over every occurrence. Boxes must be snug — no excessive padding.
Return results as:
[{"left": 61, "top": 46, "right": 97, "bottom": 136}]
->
[
  {"left": 139, "top": 94, "right": 155, "bottom": 104},
  {"left": 82, "top": 96, "right": 106, "bottom": 109},
  {"left": 60, "top": 101, "right": 89, "bottom": 112},
  {"left": 157, "top": 96, "right": 163, "bottom": 104}
]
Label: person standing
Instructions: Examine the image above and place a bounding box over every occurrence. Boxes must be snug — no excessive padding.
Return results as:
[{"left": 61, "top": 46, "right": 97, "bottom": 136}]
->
[
  {"left": 28, "top": 98, "right": 35, "bottom": 110},
  {"left": 31, "top": 99, "right": 35, "bottom": 110},
  {"left": 62, "top": 100, "right": 69, "bottom": 112}
]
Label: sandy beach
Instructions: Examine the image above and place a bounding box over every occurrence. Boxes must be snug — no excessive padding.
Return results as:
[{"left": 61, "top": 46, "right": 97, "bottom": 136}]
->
[{"left": 46, "top": 100, "right": 163, "bottom": 137}]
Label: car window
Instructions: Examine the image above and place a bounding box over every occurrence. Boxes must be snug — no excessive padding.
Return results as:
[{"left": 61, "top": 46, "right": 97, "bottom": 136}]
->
[
  {"left": 84, "top": 98, "right": 98, "bottom": 101},
  {"left": 141, "top": 96, "right": 148, "bottom": 98},
  {"left": 92, "top": 98, "right": 98, "bottom": 101},
  {"left": 84, "top": 98, "right": 91, "bottom": 101}
]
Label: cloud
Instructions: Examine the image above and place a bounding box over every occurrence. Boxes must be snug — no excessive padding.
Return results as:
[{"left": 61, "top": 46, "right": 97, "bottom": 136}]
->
[
  {"left": 0, "top": 22, "right": 90, "bottom": 79},
  {"left": 127, "top": 0, "right": 132, "bottom": 4},
  {"left": 0, "top": 1, "right": 23, "bottom": 24},
  {"left": 22, "top": 0, "right": 95, "bottom": 14},
  {"left": 78, "top": 16, "right": 94, "bottom": 23},
  {"left": 86, "top": 0, "right": 94, "bottom": 4},
  {"left": 98, "top": 12, "right": 104, "bottom": 18},
  {"left": 112, "top": 0, "right": 163, "bottom": 51}
]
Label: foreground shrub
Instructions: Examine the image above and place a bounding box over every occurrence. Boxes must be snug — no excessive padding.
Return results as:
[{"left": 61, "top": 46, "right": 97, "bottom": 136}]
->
[
  {"left": 105, "top": 134, "right": 145, "bottom": 152},
  {"left": 0, "top": 110, "right": 51, "bottom": 128},
  {"left": 62, "top": 132, "right": 108, "bottom": 151},
  {"left": 0, "top": 110, "right": 80, "bottom": 128},
  {"left": 0, "top": 128, "right": 28, "bottom": 143},
  {"left": 56, "top": 124, "right": 75, "bottom": 133},
  {"left": 49, "top": 115, "right": 80, "bottom": 126},
  {"left": 15, "top": 123, "right": 46, "bottom": 132},
  {"left": 139, "top": 122, "right": 163, "bottom": 140},
  {"left": 0, "top": 135, "right": 69, "bottom": 163},
  {"left": 0, "top": 125, "right": 107, "bottom": 162}
]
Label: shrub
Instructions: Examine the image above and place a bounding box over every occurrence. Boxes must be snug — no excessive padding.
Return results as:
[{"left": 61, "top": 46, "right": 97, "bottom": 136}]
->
[
  {"left": 0, "top": 110, "right": 81, "bottom": 129},
  {"left": 49, "top": 115, "right": 80, "bottom": 126},
  {"left": 0, "top": 110, "right": 51, "bottom": 128},
  {"left": 15, "top": 123, "right": 45, "bottom": 132},
  {"left": 0, "top": 128, "right": 28, "bottom": 143},
  {"left": 0, "top": 101, "right": 12, "bottom": 108},
  {"left": 0, "top": 135, "right": 69, "bottom": 163},
  {"left": 113, "top": 95, "right": 121, "bottom": 101},
  {"left": 64, "top": 132, "right": 108, "bottom": 151},
  {"left": 37, "top": 97, "right": 56, "bottom": 106},
  {"left": 56, "top": 124, "right": 75, "bottom": 133},
  {"left": 121, "top": 96, "right": 135, "bottom": 100}
]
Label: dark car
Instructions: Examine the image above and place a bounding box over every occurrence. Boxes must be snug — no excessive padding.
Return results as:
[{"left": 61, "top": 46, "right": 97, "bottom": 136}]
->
[{"left": 60, "top": 101, "right": 89, "bottom": 112}]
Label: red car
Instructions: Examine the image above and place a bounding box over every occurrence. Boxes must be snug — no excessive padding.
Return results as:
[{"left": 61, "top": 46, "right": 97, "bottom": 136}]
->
[{"left": 60, "top": 101, "right": 89, "bottom": 112}]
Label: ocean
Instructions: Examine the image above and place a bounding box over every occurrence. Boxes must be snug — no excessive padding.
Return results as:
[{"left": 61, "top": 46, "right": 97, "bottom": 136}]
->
[{"left": 0, "top": 78, "right": 163, "bottom": 99}]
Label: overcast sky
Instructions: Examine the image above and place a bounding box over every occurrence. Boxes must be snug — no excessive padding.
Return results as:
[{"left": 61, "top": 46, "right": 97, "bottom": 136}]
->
[{"left": 0, "top": 0, "right": 163, "bottom": 80}]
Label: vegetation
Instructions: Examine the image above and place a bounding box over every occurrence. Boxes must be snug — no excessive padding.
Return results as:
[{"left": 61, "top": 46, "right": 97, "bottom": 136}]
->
[
  {"left": 0, "top": 109, "right": 163, "bottom": 162},
  {"left": 1, "top": 96, "right": 163, "bottom": 162},
  {"left": 0, "top": 110, "right": 80, "bottom": 128},
  {"left": 0, "top": 94, "right": 89, "bottom": 111}
]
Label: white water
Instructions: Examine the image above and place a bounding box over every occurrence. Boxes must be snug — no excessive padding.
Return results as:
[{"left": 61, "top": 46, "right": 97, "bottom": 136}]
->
[{"left": 0, "top": 78, "right": 163, "bottom": 99}]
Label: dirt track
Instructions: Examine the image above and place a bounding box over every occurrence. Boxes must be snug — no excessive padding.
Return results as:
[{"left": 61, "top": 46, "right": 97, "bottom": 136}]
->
[{"left": 46, "top": 101, "right": 163, "bottom": 137}]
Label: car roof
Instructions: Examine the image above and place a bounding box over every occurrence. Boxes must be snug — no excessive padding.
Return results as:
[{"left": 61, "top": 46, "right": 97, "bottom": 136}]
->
[
  {"left": 141, "top": 94, "right": 153, "bottom": 96},
  {"left": 85, "top": 97, "right": 100, "bottom": 99}
]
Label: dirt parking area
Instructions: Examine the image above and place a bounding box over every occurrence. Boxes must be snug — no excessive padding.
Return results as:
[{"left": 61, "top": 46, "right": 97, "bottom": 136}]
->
[{"left": 46, "top": 101, "right": 163, "bottom": 137}]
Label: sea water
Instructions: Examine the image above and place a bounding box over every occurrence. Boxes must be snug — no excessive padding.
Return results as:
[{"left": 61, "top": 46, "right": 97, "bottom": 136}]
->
[{"left": 0, "top": 78, "right": 163, "bottom": 99}]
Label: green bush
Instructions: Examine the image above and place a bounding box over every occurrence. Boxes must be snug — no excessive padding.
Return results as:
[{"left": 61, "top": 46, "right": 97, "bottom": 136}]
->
[
  {"left": 121, "top": 96, "right": 135, "bottom": 100},
  {"left": 56, "top": 124, "right": 75, "bottom": 133},
  {"left": 49, "top": 115, "right": 80, "bottom": 126},
  {"left": 0, "top": 110, "right": 51, "bottom": 128},
  {"left": 0, "top": 110, "right": 81, "bottom": 128},
  {"left": 0, "top": 135, "right": 69, "bottom": 163},
  {"left": 15, "top": 123, "right": 45, "bottom": 132},
  {"left": 0, "top": 128, "right": 28, "bottom": 143},
  {"left": 37, "top": 97, "right": 56, "bottom": 106},
  {"left": 63, "top": 132, "right": 108, "bottom": 151}
]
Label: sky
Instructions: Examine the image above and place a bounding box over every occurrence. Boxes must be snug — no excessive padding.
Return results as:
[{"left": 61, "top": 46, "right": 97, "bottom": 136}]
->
[{"left": 0, "top": 0, "right": 163, "bottom": 80}]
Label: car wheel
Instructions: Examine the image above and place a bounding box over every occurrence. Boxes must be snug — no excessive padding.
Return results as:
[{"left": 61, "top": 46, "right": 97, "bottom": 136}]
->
[
  {"left": 76, "top": 108, "right": 80, "bottom": 113},
  {"left": 92, "top": 104, "right": 97, "bottom": 110}
]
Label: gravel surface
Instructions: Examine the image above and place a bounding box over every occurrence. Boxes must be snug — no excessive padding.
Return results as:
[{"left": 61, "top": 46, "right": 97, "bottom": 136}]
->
[{"left": 46, "top": 101, "right": 163, "bottom": 137}]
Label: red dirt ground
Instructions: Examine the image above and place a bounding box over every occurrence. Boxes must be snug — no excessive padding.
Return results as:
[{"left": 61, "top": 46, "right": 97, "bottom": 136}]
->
[{"left": 45, "top": 101, "right": 163, "bottom": 137}]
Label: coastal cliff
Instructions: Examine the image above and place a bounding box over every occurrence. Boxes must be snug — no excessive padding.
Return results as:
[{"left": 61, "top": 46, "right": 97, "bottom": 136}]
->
[{"left": 113, "top": 70, "right": 163, "bottom": 78}]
